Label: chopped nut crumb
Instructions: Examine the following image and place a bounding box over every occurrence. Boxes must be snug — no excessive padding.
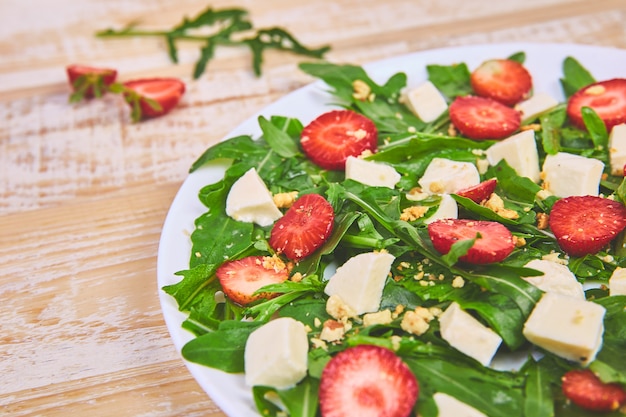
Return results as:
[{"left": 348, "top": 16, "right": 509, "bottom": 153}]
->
[
  {"left": 542, "top": 252, "right": 569, "bottom": 265},
  {"left": 452, "top": 276, "right": 465, "bottom": 288},
  {"left": 273, "top": 191, "right": 298, "bottom": 209},
  {"left": 310, "top": 337, "right": 328, "bottom": 350},
  {"left": 290, "top": 272, "right": 303, "bottom": 282},
  {"left": 363, "top": 309, "right": 393, "bottom": 327},
  {"left": 352, "top": 79, "right": 371, "bottom": 101},
  {"left": 326, "top": 294, "right": 357, "bottom": 320},
  {"left": 320, "top": 319, "right": 347, "bottom": 342},
  {"left": 400, "top": 206, "right": 429, "bottom": 221},
  {"left": 482, "top": 193, "right": 519, "bottom": 219},
  {"left": 536, "top": 212, "right": 549, "bottom": 230},
  {"left": 513, "top": 235, "right": 527, "bottom": 247},
  {"left": 520, "top": 123, "right": 541, "bottom": 132},
  {"left": 401, "top": 310, "right": 430, "bottom": 336},
  {"left": 448, "top": 123, "right": 457, "bottom": 137},
  {"left": 262, "top": 255, "right": 288, "bottom": 273}
]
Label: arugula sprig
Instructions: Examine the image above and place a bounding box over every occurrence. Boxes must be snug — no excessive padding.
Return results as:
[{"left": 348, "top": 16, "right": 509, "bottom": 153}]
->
[{"left": 96, "top": 7, "right": 330, "bottom": 78}]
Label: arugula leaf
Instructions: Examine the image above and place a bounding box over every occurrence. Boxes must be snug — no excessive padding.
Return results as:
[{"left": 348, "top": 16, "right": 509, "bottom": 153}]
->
[
  {"left": 540, "top": 106, "right": 567, "bottom": 155},
  {"left": 523, "top": 358, "right": 555, "bottom": 417},
  {"left": 426, "top": 62, "right": 472, "bottom": 99},
  {"left": 258, "top": 115, "right": 300, "bottom": 158},
  {"left": 560, "top": 56, "right": 596, "bottom": 98},
  {"left": 581, "top": 106, "right": 609, "bottom": 151},
  {"left": 508, "top": 51, "right": 526, "bottom": 63},
  {"left": 97, "top": 7, "right": 330, "bottom": 78},
  {"left": 277, "top": 377, "right": 320, "bottom": 417}
]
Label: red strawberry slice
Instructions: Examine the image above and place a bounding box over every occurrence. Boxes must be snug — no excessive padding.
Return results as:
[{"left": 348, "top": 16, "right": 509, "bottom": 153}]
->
[
  {"left": 470, "top": 59, "right": 532, "bottom": 106},
  {"left": 427, "top": 219, "right": 515, "bottom": 264},
  {"left": 456, "top": 178, "right": 497, "bottom": 203},
  {"left": 66, "top": 64, "right": 117, "bottom": 98},
  {"left": 215, "top": 256, "right": 289, "bottom": 306},
  {"left": 319, "top": 345, "right": 418, "bottom": 417},
  {"left": 449, "top": 96, "right": 521, "bottom": 140},
  {"left": 562, "top": 369, "right": 626, "bottom": 412},
  {"left": 300, "top": 110, "right": 378, "bottom": 170},
  {"left": 123, "top": 78, "right": 186, "bottom": 119},
  {"left": 548, "top": 195, "right": 626, "bottom": 257},
  {"left": 566, "top": 78, "right": 626, "bottom": 132},
  {"left": 269, "top": 193, "right": 334, "bottom": 261}
]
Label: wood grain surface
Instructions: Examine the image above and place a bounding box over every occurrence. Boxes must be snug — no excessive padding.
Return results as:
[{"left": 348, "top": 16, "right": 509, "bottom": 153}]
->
[{"left": 1, "top": 0, "right": 625, "bottom": 415}]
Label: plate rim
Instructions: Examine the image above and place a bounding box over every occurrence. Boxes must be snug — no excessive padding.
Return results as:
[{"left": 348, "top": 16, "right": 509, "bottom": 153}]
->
[{"left": 156, "top": 41, "right": 626, "bottom": 417}]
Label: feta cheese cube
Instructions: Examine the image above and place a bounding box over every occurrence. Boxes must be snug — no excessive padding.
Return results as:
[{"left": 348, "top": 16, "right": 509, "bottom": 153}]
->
[
  {"left": 523, "top": 292, "right": 605, "bottom": 365},
  {"left": 608, "top": 123, "right": 626, "bottom": 176},
  {"left": 523, "top": 259, "right": 585, "bottom": 299},
  {"left": 405, "top": 81, "right": 448, "bottom": 123},
  {"left": 424, "top": 194, "right": 458, "bottom": 224},
  {"left": 225, "top": 168, "right": 283, "bottom": 226},
  {"left": 419, "top": 158, "right": 480, "bottom": 195},
  {"left": 485, "top": 129, "right": 540, "bottom": 182},
  {"left": 439, "top": 302, "right": 502, "bottom": 366},
  {"left": 345, "top": 156, "right": 401, "bottom": 189},
  {"left": 542, "top": 152, "right": 604, "bottom": 197},
  {"left": 244, "top": 317, "right": 309, "bottom": 389},
  {"left": 433, "top": 392, "right": 487, "bottom": 417},
  {"left": 609, "top": 267, "right": 626, "bottom": 296},
  {"left": 515, "top": 92, "right": 558, "bottom": 121},
  {"left": 324, "top": 251, "right": 395, "bottom": 315}
]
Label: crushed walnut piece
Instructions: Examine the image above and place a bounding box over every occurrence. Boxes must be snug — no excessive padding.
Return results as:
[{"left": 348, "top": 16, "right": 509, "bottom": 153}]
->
[
  {"left": 448, "top": 123, "right": 457, "bottom": 137},
  {"left": 482, "top": 193, "right": 519, "bottom": 220},
  {"left": 262, "top": 254, "right": 288, "bottom": 273},
  {"left": 273, "top": 191, "right": 298, "bottom": 209},
  {"left": 513, "top": 235, "right": 527, "bottom": 247},
  {"left": 320, "top": 319, "right": 348, "bottom": 342},
  {"left": 400, "top": 306, "right": 435, "bottom": 336},
  {"left": 363, "top": 309, "right": 393, "bottom": 327},
  {"left": 400, "top": 206, "right": 429, "bottom": 222},
  {"left": 536, "top": 212, "right": 549, "bottom": 230},
  {"left": 520, "top": 123, "right": 541, "bottom": 132},
  {"left": 352, "top": 79, "right": 371, "bottom": 101},
  {"left": 326, "top": 294, "right": 357, "bottom": 321}
]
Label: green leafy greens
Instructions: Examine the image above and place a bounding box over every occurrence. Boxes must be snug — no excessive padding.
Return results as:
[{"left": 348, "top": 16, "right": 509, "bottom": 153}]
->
[{"left": 96, "top": 7, "right": 330, "bottom": 78}]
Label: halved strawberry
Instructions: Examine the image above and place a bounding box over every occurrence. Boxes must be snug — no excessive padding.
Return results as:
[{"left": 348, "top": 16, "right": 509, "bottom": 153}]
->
[
  {"left": 566, "top": 78, "right": 626, "bottom": 132},
  {"left": 215, "top": 256, "right": 289, "bottom": 306},
  {"left": 456, "top": 178, "right": 498, "bottom": 203},
  {"left": 548, "top": 195, "right": 626, "bottom": 257},
  {"left": 319, "top": 345, "right": 418, "bottom": 417},
  {"left": 562, "top": 369, "right": 626, "bottom": 412},
  {"left": 269, "top": 193, "right": 334, "bottom": 261},
  {"left": 300, "top": 110, "right": 378, "bottom": 170},
  {"left": 66, "top": 64, "right": 117, "bottom": 98},
  {"left": 449, "top": 96, "right": 521, "bottom": 140},
  {"left": 470, "top": 59, "right": 532, "bottom": 106},
  {"left": 427, "top": 219, "right": 515, "bottom": 264},
  {"left": 123, "top": 78, "right": 186, "bottom": 119}
]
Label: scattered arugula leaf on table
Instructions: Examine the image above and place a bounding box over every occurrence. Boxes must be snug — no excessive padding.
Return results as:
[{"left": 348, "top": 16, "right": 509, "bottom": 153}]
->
[{"left": 96, "top": 7, "right": 330, "bottom": 78}]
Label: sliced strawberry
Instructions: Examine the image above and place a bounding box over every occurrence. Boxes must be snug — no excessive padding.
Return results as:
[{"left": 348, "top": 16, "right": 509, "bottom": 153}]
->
[
  {"left": 123, "top": 78, "right": 186, "bottom": 119},
  {"left": 319, "top": 345, "right": 418, "bottom": 417},
  {"left": 548, "top": 195, "right": 626, "bottom": 257},
  {"left": 456, "top": 178, "right": 497, "bottom": 203},
  {"left": 300, "top": 110, "right": 378, "bottom": 170},
  {"left": 269, "top": 193, "right": 334, "bottom": 261},
  {"left": 470, "top": 59, "right": 532, "bottom": 106},
  {"left": 566, "top": 78, "right": 626, "bottom": 132},
  {"left": 562, "top": 369, "right": 626, "bottom": 412},
  {"left": 215, "top": 256, "right": 289, "bottom": 306},
  {"left": 449, "top": 96, "right": 521, "bottom": 140},
  {"left": 427, "top": 219, "right": 514, "bottom": 264},
  {"left": 66, "top": 64, "right": 117, "bottom": 98}
]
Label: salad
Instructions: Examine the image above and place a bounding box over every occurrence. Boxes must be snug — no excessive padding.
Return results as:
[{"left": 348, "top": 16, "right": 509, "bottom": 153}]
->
[{"left": 161, "top": 45, "right": 626, "bottom": 417}]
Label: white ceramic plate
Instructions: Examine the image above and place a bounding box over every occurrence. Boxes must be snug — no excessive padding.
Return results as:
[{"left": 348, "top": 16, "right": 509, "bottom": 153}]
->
[{"left": 157, "top": 42, "right": 626, "bottom": 417}]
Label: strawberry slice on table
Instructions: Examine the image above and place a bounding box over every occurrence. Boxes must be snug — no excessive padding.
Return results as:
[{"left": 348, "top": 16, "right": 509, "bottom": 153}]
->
[
  {"left": 215, "top": 256, "right": 289, "bottom": 306},
  {"left": 300, "top": 109, "right": 378, "bottom": 170},
  {"left": 449, "top": 96, "right": 521, "bottom": 140},
  {"left": 122, "top": 78, "right": 186, "bottom": 119},
  {"left": 470, "top": 59, "right": 532, "bottom": 106},
  {"left": 566, "top": 78, "right": 626, "bottom": 132},
  {"left": 269, "top": 193, "right": 334, "bottom": 261},
  {"left": 548, "top": 195, "right": 626, "bottom": 257},
  {"left": 66, "top": 64, "right": 118, "bottom": 98},
  {"left": 562, "top": 369, "right": 626, "bottom": 412},
  {"left": 456, "top": 178, "right": 497, "bottom": 203},
  {"left": 427, "top": 219, "right": 515, "bottom": 264},
  {"left": 319, "top": 344, "right": 419, "bottom": 417}
]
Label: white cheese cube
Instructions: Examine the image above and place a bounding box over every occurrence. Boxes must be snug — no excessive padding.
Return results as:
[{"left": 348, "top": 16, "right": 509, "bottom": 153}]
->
[
  {"left": 433, "top": 392, "right": 487, "bottom": 417},
  {"left": 345, "top": 156, "right": 401, "bottom": 189},
  {"left": 523, "top": 259, "right": 585, "bottom": 299},
  {"left": 244, "top": 317, "right": 308, "bottom": 389},
  {"left": 405, "top": 81, "right": 448, "bottom": 123},
  {"left": 225, "top": 168, "right": 283, "bottom": 226},
  {"left": 608, "top": 123, "right": 626, "bottom": 176},
  {"left": 419, "top": 158, "right": 480, "bottom": 195},
  {"left": 324, "top": 251, "right": 395, "bottom": 315},
  {"left": 424, "top": 194, "right": 458, "bottom": 224},
  {"left": 542, "top": 152, "right": 604, "bottom": 197},
  {"left": 523, "top": 292, "right": 605, "bottom": 365},
  {"left": 439, "top": 302, "right": 502, "bottom": 366},
  {"left": 485, "top": 130, "right": 540, "bottom": 182},
  {"left": 609, "top": 267, "right": 626, "bottom": 296},
  {"left": 515, "top": 92, "right": 558, "bottom": 121}
]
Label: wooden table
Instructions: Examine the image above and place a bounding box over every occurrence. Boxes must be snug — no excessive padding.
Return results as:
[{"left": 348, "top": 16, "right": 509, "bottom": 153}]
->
[{"left": 1, "top": 0, "right": 625, "bottom": 415}]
